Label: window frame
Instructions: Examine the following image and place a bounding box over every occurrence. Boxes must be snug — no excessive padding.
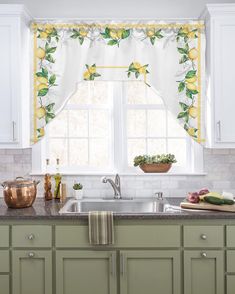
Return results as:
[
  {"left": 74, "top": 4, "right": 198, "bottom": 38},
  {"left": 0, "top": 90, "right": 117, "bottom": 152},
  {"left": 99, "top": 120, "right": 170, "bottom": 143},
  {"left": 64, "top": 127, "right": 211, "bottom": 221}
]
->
[{"left": 32, "top": 81, "right": 204, "bottom": 175}]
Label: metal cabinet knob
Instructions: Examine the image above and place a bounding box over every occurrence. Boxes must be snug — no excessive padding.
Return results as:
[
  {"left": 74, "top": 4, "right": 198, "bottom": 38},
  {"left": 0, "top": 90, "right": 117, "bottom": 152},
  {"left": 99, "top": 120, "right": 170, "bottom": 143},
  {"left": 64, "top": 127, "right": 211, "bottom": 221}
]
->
[
  {"left": 28, "top": 252, "right": 35, "bottom": 258},
  {"left": 201, "top": 252, "right": 207, "bottom": 258},
  {"left": 28, "top": 234, "right": 35, "bottom": 240},
  {"left": 201, "top": 234, "right": 207, "bottom": 240}
]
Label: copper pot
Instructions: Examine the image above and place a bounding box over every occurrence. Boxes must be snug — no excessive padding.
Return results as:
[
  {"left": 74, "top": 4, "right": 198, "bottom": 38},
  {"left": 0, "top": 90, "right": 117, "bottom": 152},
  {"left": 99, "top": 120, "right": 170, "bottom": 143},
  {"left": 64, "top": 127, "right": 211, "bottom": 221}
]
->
[
  {"left": 1, "top": 177, "right": 40, "bottom": 209},
  {"left": 140, "top": 163, "right": 172, "bottom": 173}
]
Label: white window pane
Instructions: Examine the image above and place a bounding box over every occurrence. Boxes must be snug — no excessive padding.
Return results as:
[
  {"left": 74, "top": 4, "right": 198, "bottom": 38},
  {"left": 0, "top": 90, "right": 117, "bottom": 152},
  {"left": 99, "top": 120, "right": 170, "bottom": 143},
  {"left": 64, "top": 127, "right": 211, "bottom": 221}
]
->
[
  {"left": 49, "top": 138, "right": 68, "bottom": 166},
  {"left": 89, "top": 110, "right": 109, "bottom": 137},
  {"left": 168, "top": 139, "right": 187, "bottom": 167},
  {"left": 146, "top": 87, "right": 164, "bottom": 105},
  {"left": 147, "top": 139, "right": 167, "bottom": 155},
  {"left": 69, "top": 82, "right": 90, "bottom": 105},
  {"left": 167, "top": 111, "right": 186, "bottom": 137},
  {"left": 147, "top": 110, "right": 166, "bottom": 137},
  {"left": 90, "top": 81, "right": 110, "bottom": 104},
  {"left": 49, "top": 110, "right": 68, "bottom": 137},
  {"left": 90, "top": 139, "right": 109, "bottom": 167},
  {"left": 128, "top": 139, "right": 146, "bottom": 166},
  {"left": 69, "top": 110, "right": 88, "bottom": 137},
  {"left": 127, "top": 110, "right": 146, "bottom": 137},
  {"left": 126, "top": 81, "right": 147, "bottom": 104},
  {"left": 69, "top": 139, "right": 88, "bottom": 166}
]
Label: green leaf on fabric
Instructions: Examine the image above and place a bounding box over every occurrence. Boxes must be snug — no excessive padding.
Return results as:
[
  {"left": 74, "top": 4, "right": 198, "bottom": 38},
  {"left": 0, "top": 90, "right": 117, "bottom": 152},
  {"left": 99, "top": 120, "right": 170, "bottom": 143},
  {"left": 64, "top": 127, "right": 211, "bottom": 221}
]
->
[
  {"left": 38, "top": 88, "right": 48, "bottom": 97},
  {"left": 100, "top": 32, "right": 109, "bottom": 39},
  {"left": 122, "top": 29, "right": 130, "bottom": 39},
  {"left": 179, "top": 102, "right": 189, "bottom": 111},
  {"left": 178, "top": 82, "right": 185, "bottom": 92},
  {"left": 93, "top": 73, "right": 101, "bottom": 77},
  {"left": 150, "top": 37, "right": 155, "bottom": 45},
  {"left": 49, "top": 74, "right": 56, "bottom": 85},
  {"left": 79, "top": 37, "right": 84, "bottom": 45},
  {"left": 155, "top": 30, "right": 163, "bottom": 38},
  {"left": 177, "top": 112, "right": 187, "bottom": 119},
  {"left": 177, "top": 47, "right": 188, "bottom": 54},
  {"left": 190, "top": 89, "right": 199, "bottom": 95},
  {"left": 185, "top": 70, "right": 197, "bottom": 79},
  {"left": 135, "top": 71, "right": 140, "bottom": 79},
  {"left": 186, "top": 89, "right": 193, "bottom": 99},
  {"left": 46, "top": 47, "right": 57, "bottom": 53},
  {"left": 179, "top": 55, "right": 188, "bottom": 64},
  {"left": 42, "top": 68, "right": 48, "bottom": 78},
  {"left": 45, "top": 54, "right": 55, "bottom": 63},
  {"left": 105, "top": 27, "right": 110, "bottom": 36},
  {"left": 107, "top": 39, "right": 118, "bottom": 46},
  {"left": 45, "top": 103, "right": 55, "bottom": 112}
]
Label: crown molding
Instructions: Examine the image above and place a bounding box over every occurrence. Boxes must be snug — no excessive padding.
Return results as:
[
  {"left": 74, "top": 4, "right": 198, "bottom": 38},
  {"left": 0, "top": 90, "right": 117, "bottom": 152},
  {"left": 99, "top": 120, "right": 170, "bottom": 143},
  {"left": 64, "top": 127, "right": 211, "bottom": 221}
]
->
[
  {"left": 200, "top": 4, "right": 235, "bottom": 19},
  {"left": 0, "top": 4, "right": 32, "bottom": 23}
]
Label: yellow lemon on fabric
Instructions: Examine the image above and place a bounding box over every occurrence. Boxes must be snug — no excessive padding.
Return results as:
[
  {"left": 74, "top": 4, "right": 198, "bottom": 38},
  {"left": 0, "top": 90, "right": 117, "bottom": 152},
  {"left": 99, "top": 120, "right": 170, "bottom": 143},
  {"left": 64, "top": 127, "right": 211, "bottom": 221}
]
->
[
  {"left": 187, "top": 127, "right": 196, "bottom": 137},
  {"left": 83, "top": 71, "right": 91, "bottom": 80},
  {"left": 36, "top": 107, "right": 46, "bottom": 119},
  {"left": 45, "top": 24, "right": 54, "bottom": 34},
  {"left": 79, "top": 29, "right": 88, "bottom": 37},
  {"left": 186, "top": 76, "right": 197, "bottom": 83},
  {"left": 186, "top": 83, "right": 197, "bottom": 91},
  {"left": 188, "top": 106, "right": 198, "bottom": 118},
  {"left": 146, "top": 30, "right": 155, "bottom": 37},
  {"left": 117, "top": 29, "right": 123, "bottom": 39},
  {"left": 188, "top": 48, "right": 198, "bottom": 60},
  {"left": 37, "top": 83, "right": 48, "bottom": 91},
  {"left": 188, "top": 31, "right": 197, "bottom": 39},
  {"left": 36, "top": 48, "right": 46, "bottom": 59},
  {"left": 181, "top": 27, "right": 189, "bottom": 34},
  {"left": 40, "top": 32, "right": 48, "bottom": 39},
  {"left": 133, "top": 62, "right": 142, "bottom": 69},
  {"left": 138, "top": 67, "right": 147, "bottom": 74},
  {"left": 88, "top": 66, "right": 96, "bottom": 74},
  {"left": 37, "top": 77, "right": 48, "bottom": 84},
  {"left": 110, "top": 30, "right": 118, "bottom": 39},
  {"left": 38, "top": 127, "right": 45, "bottom": 137}
]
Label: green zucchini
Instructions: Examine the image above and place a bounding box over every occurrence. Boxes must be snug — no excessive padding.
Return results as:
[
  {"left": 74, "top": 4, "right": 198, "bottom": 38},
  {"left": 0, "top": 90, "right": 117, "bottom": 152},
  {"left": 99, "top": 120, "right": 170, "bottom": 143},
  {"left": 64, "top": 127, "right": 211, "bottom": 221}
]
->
[{"left": 204, "top": 196, "right": 234, "bottom": 205}]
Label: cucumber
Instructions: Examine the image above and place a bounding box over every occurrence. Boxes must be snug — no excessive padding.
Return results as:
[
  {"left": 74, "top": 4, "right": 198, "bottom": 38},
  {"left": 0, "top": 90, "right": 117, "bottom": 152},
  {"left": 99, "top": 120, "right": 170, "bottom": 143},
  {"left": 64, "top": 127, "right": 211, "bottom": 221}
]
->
[
  {"left": 204, "top": 196, "right": 224, "bottom": 205},
  {"left": 223, "top": 199, "right": 235, "bottom": 205},
  {"left": 204, "top": 196, "right": 234, "bottom": 205}
]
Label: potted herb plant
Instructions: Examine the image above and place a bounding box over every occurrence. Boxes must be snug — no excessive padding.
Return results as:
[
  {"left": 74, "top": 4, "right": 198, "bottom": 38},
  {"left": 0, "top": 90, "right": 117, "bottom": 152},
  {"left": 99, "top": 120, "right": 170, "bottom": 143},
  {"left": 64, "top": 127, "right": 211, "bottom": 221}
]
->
[
  {"left": 73, "top": 182, "right": 83, "bottom": 199},
  {"left": 133, "top": 154, "right": 177, "bottom": 173}
]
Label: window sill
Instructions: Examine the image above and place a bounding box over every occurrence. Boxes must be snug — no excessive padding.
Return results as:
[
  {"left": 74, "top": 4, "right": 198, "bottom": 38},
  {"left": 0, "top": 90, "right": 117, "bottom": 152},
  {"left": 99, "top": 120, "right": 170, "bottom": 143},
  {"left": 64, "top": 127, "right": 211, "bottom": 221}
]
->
[{"left": 30, "top": 171, "right": 207, "bottom": 176}]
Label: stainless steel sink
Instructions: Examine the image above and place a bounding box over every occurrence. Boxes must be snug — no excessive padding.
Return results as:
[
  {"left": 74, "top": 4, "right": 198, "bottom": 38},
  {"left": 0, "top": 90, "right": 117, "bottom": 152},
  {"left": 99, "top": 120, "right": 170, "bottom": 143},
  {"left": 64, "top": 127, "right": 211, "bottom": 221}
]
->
[{"left": 59, "top": 198, "right": 173, "bottom": 214}]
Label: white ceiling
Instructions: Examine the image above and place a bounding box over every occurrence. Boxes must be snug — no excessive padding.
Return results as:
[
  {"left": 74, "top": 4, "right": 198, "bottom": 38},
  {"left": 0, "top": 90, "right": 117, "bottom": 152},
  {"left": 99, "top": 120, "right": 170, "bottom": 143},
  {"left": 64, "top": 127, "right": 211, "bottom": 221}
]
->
[{"left": 1, "top": 0, "right": 235, "bottom": 19}]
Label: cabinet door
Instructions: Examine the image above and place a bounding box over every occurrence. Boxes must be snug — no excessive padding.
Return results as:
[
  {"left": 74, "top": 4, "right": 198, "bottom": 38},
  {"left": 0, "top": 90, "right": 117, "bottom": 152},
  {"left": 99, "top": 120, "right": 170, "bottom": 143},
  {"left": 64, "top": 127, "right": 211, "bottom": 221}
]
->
[
  {"left": 56, "top": 250, "right": 117, "bottom": 294},
  {"left": 120, "top": 250, "right": 181, "bottom": 294},
  {"left": 214, "top": 18, "right": 235, "bottom": 143},
  {"left": 0, "top": 275, "right": 9, "bottom": 294},
  {"left": 0, "top": 18, "right": 19, "bottom": 143},
  {"left": 184, "top": 250, "right": 224, "bottom": 294},
  {"left": 12, "top": 250, "right": 52, "bottom": 294}
]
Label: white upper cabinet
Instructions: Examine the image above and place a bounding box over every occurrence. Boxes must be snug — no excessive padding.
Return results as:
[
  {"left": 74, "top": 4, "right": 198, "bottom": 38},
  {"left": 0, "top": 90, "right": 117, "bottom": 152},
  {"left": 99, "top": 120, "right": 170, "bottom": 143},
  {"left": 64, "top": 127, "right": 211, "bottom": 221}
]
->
[
  {"left": 0, "top": 5, "right": 31, "bottom": 148},
  {"left": 203, "top": 4, "right": 235, "bottom": 148}
]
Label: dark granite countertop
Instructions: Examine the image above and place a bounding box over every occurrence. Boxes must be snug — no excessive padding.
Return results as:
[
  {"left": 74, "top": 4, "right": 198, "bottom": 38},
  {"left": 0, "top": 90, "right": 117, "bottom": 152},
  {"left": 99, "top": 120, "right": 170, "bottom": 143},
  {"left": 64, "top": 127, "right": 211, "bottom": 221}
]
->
[{"left": 0, "top": 197, "right": 235, "bottom": 220}]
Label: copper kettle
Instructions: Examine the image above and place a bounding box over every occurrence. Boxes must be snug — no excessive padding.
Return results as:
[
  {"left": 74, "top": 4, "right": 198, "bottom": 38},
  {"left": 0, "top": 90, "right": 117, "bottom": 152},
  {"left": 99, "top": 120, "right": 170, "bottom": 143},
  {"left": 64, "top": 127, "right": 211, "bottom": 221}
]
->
[{"left": 1, "top": 177, "right": 40, "bottom": 209}]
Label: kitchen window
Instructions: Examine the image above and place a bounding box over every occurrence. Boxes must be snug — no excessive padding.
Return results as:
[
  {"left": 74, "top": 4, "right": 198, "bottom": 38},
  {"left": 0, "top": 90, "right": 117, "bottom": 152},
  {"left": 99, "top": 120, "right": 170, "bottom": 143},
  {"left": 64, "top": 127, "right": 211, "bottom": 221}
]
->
[{"left": 32, "top": 81, "right": 203, "bottom": 174}]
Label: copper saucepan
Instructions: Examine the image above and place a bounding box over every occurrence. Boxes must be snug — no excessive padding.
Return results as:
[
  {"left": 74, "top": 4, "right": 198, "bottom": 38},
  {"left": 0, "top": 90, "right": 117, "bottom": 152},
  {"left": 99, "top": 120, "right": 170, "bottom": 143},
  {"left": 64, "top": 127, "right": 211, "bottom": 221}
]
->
[{"left": 1, "top": 177, "right": 40, "bottom": 208}]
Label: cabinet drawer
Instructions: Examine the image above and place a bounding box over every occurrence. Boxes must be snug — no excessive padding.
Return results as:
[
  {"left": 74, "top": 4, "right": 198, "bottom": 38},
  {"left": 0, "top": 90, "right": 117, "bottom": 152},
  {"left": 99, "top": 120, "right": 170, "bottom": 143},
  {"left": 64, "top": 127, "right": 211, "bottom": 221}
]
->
[
  {"left": 227, "top": 276, "right": 235, "bottom": 294},
  {"left": 0, "top": 251, "right": 9, "bottom": 272},
  {"left": 12, "top": 225, "right": 52, "bottom": 247},
  {"left": 184, "top": 226, "right": 224, "bottom": 248},
  {"left": 227, "top": 251, "right": 235, "bottom": 272},
  {"left": 56, "top": 225, "right": 181, "bottom": 248},
  {"left": 227, "top": 226, "right": 235, "bottom": 247},
  {"left": 0, "top": 275, "right": 9, "bottom": 294},
  {"left": 0, "top": 226, "right": 9, "bottom": 247}
]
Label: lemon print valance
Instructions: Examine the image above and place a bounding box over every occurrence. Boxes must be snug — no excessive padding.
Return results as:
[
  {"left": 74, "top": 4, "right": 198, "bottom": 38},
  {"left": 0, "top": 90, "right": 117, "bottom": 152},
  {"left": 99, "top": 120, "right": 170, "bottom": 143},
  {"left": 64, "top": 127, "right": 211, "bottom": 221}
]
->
[{"left": 31, "top": 21, "right": 205, "bottom": 144}]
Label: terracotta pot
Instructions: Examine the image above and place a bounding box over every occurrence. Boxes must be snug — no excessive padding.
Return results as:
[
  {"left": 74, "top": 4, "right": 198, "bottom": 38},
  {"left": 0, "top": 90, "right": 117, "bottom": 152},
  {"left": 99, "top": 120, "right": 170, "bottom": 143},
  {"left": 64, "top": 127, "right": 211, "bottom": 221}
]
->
[{"left": 139, "top": 163, "right": 172, "bottom": 173}]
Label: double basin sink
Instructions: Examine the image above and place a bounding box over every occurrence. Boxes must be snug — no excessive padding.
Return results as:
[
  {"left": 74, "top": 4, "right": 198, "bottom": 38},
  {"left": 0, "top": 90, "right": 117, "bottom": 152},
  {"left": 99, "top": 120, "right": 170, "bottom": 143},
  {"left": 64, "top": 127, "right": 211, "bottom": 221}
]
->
[{"left": 59, "top": 197, "right": 176, "bottom": 214}]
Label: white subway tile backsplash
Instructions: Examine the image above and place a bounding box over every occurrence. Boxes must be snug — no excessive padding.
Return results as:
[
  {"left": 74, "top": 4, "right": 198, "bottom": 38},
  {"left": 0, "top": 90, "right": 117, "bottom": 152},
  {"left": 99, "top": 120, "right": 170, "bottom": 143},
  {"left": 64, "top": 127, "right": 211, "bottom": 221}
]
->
[{"left": 0, "top": 148, "right": 235, "bottom": 199}]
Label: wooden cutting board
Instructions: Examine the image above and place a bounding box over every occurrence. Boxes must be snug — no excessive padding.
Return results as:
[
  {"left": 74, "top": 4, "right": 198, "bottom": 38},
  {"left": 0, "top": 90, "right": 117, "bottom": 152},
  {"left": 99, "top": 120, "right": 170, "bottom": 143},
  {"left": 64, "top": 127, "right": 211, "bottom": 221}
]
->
[{"left": 180, "top": 201, "right": 235, "bottom": 213}]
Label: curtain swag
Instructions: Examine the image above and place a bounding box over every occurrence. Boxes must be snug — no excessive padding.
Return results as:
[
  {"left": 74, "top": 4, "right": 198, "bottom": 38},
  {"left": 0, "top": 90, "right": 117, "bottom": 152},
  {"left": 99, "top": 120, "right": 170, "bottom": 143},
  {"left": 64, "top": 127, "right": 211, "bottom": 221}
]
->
[{"left": 31, "top": 21, "right": 205, "bottom": 144}]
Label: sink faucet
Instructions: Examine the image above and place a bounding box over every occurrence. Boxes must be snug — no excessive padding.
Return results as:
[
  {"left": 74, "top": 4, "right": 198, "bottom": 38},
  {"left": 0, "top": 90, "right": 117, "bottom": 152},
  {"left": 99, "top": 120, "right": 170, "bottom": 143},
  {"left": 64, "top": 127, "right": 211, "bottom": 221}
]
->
[{"left": 101, "top": 174, "right": 121, "bottom": 199}]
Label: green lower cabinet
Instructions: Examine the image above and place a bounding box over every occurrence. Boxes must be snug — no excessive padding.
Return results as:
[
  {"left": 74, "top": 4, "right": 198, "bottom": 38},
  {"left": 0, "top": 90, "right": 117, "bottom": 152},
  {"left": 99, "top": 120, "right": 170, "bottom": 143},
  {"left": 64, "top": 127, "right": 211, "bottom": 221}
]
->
[
  {"left": 119, "top": 250, "right": 181, "bottom": 294},
  {"left": 227, "top": 276, "right": 235, "bottom": 294},
  {"left": 0, "top": 275, "right": 9, "bottom": 294},
  {"left": 12, "top": 250, "right": 52, "bottom": 294},
  {"left": 56, "top": 250, "right": 117, "bottom": 294},
  {"left": 184, "top": 250, "right": 224, "bottom": 294}
]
